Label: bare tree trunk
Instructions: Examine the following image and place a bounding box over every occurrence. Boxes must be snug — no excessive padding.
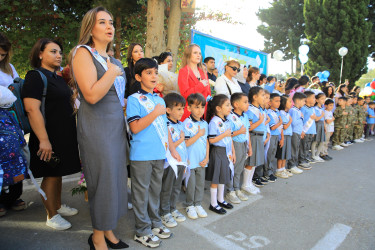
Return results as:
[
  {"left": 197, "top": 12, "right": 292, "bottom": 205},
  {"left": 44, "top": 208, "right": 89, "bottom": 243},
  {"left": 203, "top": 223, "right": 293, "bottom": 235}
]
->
[
  {"left": 115, "top": 14, "right": 121, "bottom": 59},
  {"left": 166, "top": 0, "right": 181, "bottom": 72},
  {"left": 291, "top": 57, "right": 294, "bottom": 75},
  {"left": 145, "top": 0, "right": 166, "bottom": 57}
]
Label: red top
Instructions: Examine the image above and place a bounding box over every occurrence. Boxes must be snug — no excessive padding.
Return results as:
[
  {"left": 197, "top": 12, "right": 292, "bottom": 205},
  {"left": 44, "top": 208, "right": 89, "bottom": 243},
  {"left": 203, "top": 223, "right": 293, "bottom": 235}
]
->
[{"left": 178, "top": 65, "right": 211, "bottom": 121}]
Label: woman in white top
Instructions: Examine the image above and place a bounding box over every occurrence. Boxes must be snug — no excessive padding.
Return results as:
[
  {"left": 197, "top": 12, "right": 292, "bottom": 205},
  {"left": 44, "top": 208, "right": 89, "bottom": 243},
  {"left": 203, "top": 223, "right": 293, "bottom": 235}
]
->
[
  {"left": 0, "top": 32, "right": 19, "bottom": 88},
  {"left": 214, "top": 60, "right": 243, "bottom": 97},
  {"left": 156, "top": 51, "right": 179, "bottom": 95}
]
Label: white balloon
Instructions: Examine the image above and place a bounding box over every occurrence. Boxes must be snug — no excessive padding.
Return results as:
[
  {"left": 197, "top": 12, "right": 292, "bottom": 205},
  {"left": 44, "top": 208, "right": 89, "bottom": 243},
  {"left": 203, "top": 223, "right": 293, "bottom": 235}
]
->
[
  {"left": 299, "top": 54, "right": 308, "bottom": 64},
  {"left": 339, "top": 47, "right": 348, "bottom": 57},
  {"left": 273, "top": 50, "right": 284, "bottom": 61},
  {"left": 298, "top": 44, "right": 310, "bottom": 55}
]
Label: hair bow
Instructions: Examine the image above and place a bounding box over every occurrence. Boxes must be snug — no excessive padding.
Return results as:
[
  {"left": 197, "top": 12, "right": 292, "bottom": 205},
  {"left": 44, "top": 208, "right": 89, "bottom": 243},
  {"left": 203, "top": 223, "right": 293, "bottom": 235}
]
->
[{"left": 206, "top": 95, "right": 213, "bottom": 102}]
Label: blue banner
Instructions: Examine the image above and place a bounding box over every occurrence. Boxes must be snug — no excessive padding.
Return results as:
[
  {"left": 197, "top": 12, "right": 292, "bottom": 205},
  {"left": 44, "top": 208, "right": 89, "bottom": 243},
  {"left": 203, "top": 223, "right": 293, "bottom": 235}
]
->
[{"left": 191, "top": 30, "right": 268, "bottom": 75}]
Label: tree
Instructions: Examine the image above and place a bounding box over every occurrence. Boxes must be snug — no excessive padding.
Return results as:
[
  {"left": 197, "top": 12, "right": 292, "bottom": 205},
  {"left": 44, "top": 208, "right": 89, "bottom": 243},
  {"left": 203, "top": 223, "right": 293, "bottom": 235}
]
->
[
  {"left": 304, "top": 0, "right": 372, "bottom": 86},
  {"left": 369, "top": 0, "right": 375, "bottom": 59},
  {"left": 0, "top": 0, "right": 94, "bottom": 76},
  {"left": 257, "top": 0, "right": 305, "bottom": 72}
]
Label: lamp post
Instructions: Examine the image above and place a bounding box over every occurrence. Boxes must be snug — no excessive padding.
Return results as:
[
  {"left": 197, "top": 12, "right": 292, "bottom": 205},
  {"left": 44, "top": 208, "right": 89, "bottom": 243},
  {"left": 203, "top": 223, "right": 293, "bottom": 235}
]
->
[{"left": 338, "top": 47, "right": 348, "bottom": 84}]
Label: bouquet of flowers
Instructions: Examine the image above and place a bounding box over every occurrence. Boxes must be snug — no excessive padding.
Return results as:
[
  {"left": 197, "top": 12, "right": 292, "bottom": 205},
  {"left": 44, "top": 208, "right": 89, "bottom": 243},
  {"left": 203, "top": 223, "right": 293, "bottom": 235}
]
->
[
  {"left": 71, "top": 172, "right": 88, "bottom": 201},
  {"left": 209, "top": 79, "right": 216, "bottom": 96}
]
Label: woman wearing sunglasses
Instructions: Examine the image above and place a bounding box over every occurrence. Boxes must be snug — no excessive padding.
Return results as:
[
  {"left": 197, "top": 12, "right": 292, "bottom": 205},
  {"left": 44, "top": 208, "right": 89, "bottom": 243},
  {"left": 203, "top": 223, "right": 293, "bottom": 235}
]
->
[{"left": 214, "top": 60, "right": 243, "bottom": 98}]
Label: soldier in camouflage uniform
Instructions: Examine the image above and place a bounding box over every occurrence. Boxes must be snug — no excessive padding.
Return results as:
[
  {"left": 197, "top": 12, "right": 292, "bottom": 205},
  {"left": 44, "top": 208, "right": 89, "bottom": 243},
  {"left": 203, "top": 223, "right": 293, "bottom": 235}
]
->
[
  {"left": 344, "top": 96, "right": 355, "bottom": 143},
  {"left": 333, "top": 97, "right": 349, "bottom": 147},
  {"left": 353, "top": 97, "right": 364, "bottom": 141}
]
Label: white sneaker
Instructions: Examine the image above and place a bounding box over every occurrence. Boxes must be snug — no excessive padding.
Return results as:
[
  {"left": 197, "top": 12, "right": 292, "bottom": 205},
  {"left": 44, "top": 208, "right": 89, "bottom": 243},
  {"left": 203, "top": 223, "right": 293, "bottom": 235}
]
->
[
  {"left": 333, "top": 145, "right": 344, "bottom": 150},
  {"left": 235, "top": 190, "right": 248, "bottom": 201},
  {"left": 284, "top": 169, "right": 293, "bottom": 177},
  {"left": 186, "top": 206, "right": 198, "bottom": 219},
  {"left": 152, "top": 226, "right": 172, "bottom": 239},
  {"left": 345, "top": 142, "right": 352, "bottom": 146},
  {"left": 128, "top": 202, "right": 133, "bottom": 210},
  {"left": 195, "top": 205, "right": 208, "bottom": 218},
  {"left": 57, "top": 204, "right": 78, "bottom": 216},
  {"left": 171, "top": 209, "right": 186, "bottom": 222},
  {"left": 161, "top": 213, "right": 177, "bottom": 228},
  {"left": 340, "top": 143, "right": 348, "bottom": 147},
  {"left": 354, "top": 139, "right": 364, "bottom": 143},
  {"left": 252, "top": 184, "right": 261, "bottom": 194},
  {"left": 46, "top": 214, "right": 71, "bottom": 230},
  {"left": 241, "top": 185, "right": 259, "bottom": 195},
  {"left": 275, "top": 170, "right": 289, "bottom": 179},
  {"left": 226, "top": 191, "right": 241, "bottom": 204},
  {"left": 134, "top": 234, "right": 160, "bottom": 248},
  {"left": 312, "top": 156, "right": 325, "bottom": 163},
  {"left": 290, "top": 166, "right": 303, "bottom": 174}
]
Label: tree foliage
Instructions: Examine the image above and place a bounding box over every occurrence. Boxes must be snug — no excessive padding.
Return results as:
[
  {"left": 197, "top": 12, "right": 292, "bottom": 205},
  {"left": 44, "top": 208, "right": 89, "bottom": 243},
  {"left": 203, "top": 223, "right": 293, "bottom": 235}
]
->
[
  {"left": 369, "top": 0, "right": 375, "bottom": 59},
  {"left": 257, "top": 0, "right": 305, "bottom": 60},
  {"left": 304, "top": 0, "right": 372, "bottom": 86}
]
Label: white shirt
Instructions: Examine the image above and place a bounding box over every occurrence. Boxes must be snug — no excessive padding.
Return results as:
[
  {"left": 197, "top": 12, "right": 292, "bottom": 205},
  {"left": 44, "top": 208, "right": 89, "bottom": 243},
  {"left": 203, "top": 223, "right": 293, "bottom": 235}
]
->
[
  {"left": 324, "top": 110, "right": 334, "bottom": 132},
  {"left": 0, "top": 64, "right": 19, "bottom": 87},
  {"left": 214, "top": 75, "right": 243, "bottom": 97}
]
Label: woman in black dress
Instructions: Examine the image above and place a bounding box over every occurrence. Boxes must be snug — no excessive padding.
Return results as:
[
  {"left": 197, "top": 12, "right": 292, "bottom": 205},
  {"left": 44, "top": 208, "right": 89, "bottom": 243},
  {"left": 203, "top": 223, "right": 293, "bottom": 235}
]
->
[
  {"left": 124, "top": 43, "right": 144, "bottom": 98},
  {"left": 22, "top": 39, "right": 81, "bottom": 230}
]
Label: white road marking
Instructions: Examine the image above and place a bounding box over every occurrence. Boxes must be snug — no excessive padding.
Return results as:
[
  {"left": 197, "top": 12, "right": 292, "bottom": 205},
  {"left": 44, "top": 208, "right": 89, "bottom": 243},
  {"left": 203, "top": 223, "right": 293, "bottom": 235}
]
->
[{"left": 311, "top": 223, "right": 352, "bottom": 250}]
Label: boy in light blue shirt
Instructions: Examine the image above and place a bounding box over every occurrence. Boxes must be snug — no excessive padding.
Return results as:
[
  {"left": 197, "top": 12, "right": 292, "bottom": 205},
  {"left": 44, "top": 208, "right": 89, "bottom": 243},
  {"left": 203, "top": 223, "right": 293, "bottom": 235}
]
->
[
  {"left": 183, "top": 93, "right": 209, "bottom": 219},
  {"left": 126, "top": 58, "right": 181, "bottom": 248},
  {"left": 226, "top": 93, "right": 252, "bottom": 204}
]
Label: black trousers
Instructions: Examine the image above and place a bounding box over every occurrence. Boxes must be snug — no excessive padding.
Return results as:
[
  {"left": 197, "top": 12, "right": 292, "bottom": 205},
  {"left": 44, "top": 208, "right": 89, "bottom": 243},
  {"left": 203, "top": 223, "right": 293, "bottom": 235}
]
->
[{"left": 0, "top": 182, "right": 23, "bottom": 208}]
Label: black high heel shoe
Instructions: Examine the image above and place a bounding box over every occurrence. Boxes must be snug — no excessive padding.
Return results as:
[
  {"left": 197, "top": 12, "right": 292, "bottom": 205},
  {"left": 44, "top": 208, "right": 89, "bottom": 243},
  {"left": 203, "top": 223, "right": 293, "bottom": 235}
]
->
[
  {"left": 105, "top": 236, "right": 129, "bottom": 249},
  {"left": 88, "top": 234, "right": 95, "bottom": 250}
]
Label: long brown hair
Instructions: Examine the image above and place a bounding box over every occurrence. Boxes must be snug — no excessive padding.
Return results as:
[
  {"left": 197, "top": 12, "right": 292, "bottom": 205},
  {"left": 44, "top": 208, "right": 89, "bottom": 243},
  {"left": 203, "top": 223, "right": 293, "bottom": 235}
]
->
[
  {"left": 0, "top": 32, "right": 13, "bottom": 77},
  {"left": 126, "top": 43, "right": 143, "bottom": 79},
  {"left": 246, "top": 66, "right": 259, "bottom": 82},
  {"left": 181, "top": 44, "right": 203, "bottom": 69}
]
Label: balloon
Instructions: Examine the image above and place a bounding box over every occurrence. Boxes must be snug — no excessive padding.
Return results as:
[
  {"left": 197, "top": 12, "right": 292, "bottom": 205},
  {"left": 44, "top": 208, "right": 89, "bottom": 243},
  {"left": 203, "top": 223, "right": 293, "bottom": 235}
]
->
[
  {"left": 371, "top": 81, "right": 375, "bottom": 89},
  {"left": 273, "top": 50, "right": 284, "bottom": 61},
  {"left": 359, "top": 90, "right": 366, "bottom": 98},
  {"left": 365, "top": 82, "right": 371, "bottom": 87},
  {"left": 299, "top": 45, "right": 310, "bottom": 55},
  {"left": 363, "top": 86, "right": 373, "bottom": 96},
  {"left": 339, "top": 47, "right": 348, "bottom": 57},
  {"left": 316, "top": 72, "right": 323, "bottom": 79},
  {"left": 298, "top": 54, "right": 308, "bottom": 64},
  {"left": 371, "top": 95, "right": 375, "bottom": 101},
  {"left": 322, "top": 70, "right": 330, "bottom": 79},
  {"left": 320, "top": 78, "right": 327, "bottom": 82}
]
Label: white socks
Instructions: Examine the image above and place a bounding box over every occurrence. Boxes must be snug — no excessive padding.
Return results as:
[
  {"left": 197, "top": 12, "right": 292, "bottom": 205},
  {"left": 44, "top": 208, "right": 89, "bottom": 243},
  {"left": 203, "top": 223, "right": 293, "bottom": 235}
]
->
[
  {"left": 242, "top": 168, "right": 252, "bottom": 187},
  {"left": 217, "top": 184, "right": 225, "bottom": 203},
  {"left": 311, "top": 141, "right": 317, "bottom": 157},
  {"left": 210, "top": 188, "right": 218, "bottom": 207},
  {"left": 249, "top": 167, "right": 256, "bottom": 186}
]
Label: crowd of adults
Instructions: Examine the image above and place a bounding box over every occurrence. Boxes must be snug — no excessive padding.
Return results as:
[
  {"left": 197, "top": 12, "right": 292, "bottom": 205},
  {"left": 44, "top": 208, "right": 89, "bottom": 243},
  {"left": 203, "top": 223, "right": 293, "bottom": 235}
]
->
[{"left": 0, "top": 5, "right": 364, "bottom": 250}]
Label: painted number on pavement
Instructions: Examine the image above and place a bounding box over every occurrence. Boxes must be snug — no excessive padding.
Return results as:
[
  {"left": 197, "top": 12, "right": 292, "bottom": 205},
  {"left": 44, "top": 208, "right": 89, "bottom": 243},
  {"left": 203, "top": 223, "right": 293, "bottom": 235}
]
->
[{"left": 225, "top": 231, "right": 270, "bottom": 249}]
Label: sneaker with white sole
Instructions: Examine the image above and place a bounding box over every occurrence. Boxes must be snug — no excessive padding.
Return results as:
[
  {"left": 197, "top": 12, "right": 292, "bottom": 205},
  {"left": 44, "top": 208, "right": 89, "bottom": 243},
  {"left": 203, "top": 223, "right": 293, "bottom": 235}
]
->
[
  {"left": 354, "top": 139, "right": 364, "bottom": 143},
  {"left": 161, "top": 213, "right": 177, "bottom": 228},
  {"left": 284, "top": 169, "right": 293, "bottom": 177},
  {"left": 171, "top": 209, "right": 186, "bottom": 222},
  {"left": 312, "top": 156, "right": 325, "bottom": 163},
  {"left": 128, "top": 202, "right": 133, "bottom": 210},
  {"left": 152, "top": 226, "right": 172, "bottom": 239},
  {"left": 195, "top": 205, "right": 208, "bottom": 218},
  {"left": 275, "top": 171, "right": 289, "bottom": 179},
  {"left": 333, "top": 145, "right": 344, "bottom": 150},
  {"left": 226, "top": 191, "right": 241, "bottom": 204},
  {"left": 241, "top": 185, "right": 259, "bottom": 195},
  {"left": 134, "top": 234, "right": 161, "bottom": 248},
  {"left": 186, "top": 206, "right": 198, "bottom": 219},
  {"left": 46, "top": 214, "right": 71, "bottom": 230},
  {"left": 298, "top": 163, "right": 312, "bottom": 170},
  {"left": 290, "top": 166, "right": 303, "bottom": 174},
  {"left": 340, "top": 143, "right": 348, "bottom": 147},
  {"left": 235, "top": 190, "right": 248, "bottom": 201},
  {"left": 57, "top": 204, "right": 78, "bottom": 217}
]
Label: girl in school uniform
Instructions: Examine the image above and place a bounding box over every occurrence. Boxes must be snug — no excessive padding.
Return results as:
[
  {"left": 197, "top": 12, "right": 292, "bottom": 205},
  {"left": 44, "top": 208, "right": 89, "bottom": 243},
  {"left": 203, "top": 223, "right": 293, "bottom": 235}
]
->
[
  {"left": 242, "top": 86, "right": 266, "bottom": 195},
  {"left": 206, "top": 94, "right": 236, "bottom": 215},
  {"left": 275, "top": 95, "right": 293, "bottom": 179},
  {"left": 311, "top": 93, "right": 326, "bottom": 162}
]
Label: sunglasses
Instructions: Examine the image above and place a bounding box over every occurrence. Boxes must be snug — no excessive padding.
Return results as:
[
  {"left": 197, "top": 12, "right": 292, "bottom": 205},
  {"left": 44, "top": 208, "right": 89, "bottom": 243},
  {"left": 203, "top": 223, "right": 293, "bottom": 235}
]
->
[{"left": 228, "top": 65, "right": 240, "bottom": 72}]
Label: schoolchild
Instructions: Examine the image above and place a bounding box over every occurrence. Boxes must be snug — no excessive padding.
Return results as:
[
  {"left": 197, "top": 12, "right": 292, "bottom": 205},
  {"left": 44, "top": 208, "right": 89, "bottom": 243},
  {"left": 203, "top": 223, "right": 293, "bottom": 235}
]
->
[
  {"left": 311, "top": 92, "right": 326, "bottom": 163},
  {"left": 286, "top": 92, "right": 306, "bottom": 174},
  {"left": 275, "top": 95, "right": 293, "bottom": 179},
  {"left": 242, "top": 87, "right": 266, "bottom": 194},
  {"left": 183, "top": 93, "right": 209, "bottom": 219},
  {"left": 298, "top": 91, "right": 317, "bottom": 170},
  {"left": 332, "top": 97, "right": 349, "bottom": 150},
  {"left": 160, "top": 93, "right": 188, "bottom": 228},
  {"left": 352, "top": 96, "right": 364, "bottom": 143},
  {"left": 344, "top": 96, "right": 355, "bottom": 145},
  {"left": 206, "top": 94, "right": 235, "bottom": 215},
  {"left": 366, "top": 101, "right": 375, "bottom": 137},
  {"left": 226, "top": 92, "right": 252, "bottom": 204},
  {"left": 321, "top": 98, "right": 335, "bottom": 157},
  {"left": 127, "top": 58, "right": 181, "bottom": 248},
  {"left": 356, "top": 97, "right": 367, "bottom": 141},
  {"left": 265, "top": 93, "right": 283, "bottom": 182}
]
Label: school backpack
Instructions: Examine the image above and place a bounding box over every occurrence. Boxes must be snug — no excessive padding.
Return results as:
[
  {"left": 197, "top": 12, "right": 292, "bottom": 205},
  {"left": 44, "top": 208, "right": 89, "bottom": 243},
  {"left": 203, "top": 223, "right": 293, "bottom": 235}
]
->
[
  {"left": 7, "top": 70, "right": 48, "bottom": 134},
  {"left": 0, "top": 109, "right": 28, "bottom": 188}
]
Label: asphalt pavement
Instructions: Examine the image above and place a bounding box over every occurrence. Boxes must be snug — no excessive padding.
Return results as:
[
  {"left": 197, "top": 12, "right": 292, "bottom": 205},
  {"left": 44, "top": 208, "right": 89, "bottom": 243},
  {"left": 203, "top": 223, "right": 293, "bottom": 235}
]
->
[{"left": 1, "top": 139, "right": 374, "bottom": 250}]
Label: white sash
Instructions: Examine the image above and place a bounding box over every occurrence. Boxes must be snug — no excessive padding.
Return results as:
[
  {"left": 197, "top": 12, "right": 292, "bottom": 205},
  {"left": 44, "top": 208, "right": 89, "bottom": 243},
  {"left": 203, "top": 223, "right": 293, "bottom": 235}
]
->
[
  {"left": 132, "top": 92, "right": 185, "bottom": 178},
  {"left": 73, "top": 45, "right": 126, "bottom": 107},
  {"left": 212, "top": 116, "right": 234, "bottom": 177},
  {"left": 249, "top": 104, "right": 261, "bottom": 119},
  {"left": 184, "top": 117, "right": 207, "bottom": 147}
]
